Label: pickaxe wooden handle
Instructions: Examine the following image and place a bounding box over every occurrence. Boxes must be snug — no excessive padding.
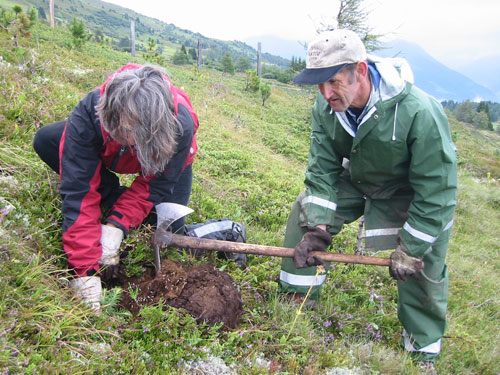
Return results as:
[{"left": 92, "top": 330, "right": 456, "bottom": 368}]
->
[{"left": 159, "top": 232, "right": 391, "bottom": 267}]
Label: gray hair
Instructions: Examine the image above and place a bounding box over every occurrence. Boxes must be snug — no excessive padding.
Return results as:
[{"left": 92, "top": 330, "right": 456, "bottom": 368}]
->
[
  {"left": 340, "top": 63, "right": 358, "bottom": 84},
  {"left": 96, "top": 65, "right": 182, "bottom": 176}
]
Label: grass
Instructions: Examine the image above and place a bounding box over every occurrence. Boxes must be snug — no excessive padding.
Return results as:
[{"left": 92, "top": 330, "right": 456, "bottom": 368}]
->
[
  {"left": 1, "top": 21, "right": 499, "bottom": 375},
  {"left": 450, "top": 116, "right": 500, "bottom": 179}
]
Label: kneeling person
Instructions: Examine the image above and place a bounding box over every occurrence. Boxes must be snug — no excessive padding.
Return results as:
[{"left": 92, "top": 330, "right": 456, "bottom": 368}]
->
[{"left": 33, "top": 64, "right": 199, "bottom": 310}]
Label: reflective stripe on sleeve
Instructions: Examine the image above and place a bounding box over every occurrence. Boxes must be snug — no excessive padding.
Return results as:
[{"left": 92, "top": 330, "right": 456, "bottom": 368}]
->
[
  {"left": 403, "top": 219, "right": 454, "bottom": 243},
  {"left": 301, "top": 196, "right": 337, "bottom": 211},
  {"left": 403, "top": 222, "right": 436, "bottom": 243},
  {"left": 280, "top": 270, "right": 327, "bottom": 287}
]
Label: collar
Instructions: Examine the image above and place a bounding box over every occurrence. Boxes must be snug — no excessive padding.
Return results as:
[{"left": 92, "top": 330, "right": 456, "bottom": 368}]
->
[
  {"left": 329, "top": 64, "right": 383, "bottom": 137},
  {"left": 343, "top": 64, "right": 381, "bottom": 125},
  {"left": 329, "top": 63, "right": 381, "bottom": 116},
  {"left": 330, "top": 64, "right": 381, "bottom": 136}
]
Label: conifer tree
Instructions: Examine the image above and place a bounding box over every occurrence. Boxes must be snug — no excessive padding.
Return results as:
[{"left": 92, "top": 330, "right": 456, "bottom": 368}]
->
[
  {"left": 221, "top": 52, "right": 235, "bottom": 75},
  {"left": 477, "top": 101, "right": 493, "bottom": 130},
  {"left": 316, "top": 0, "right": 382, "bottom": 51},
  {"left": 236, "top": 56, "right": 251, "bottom": 73},
  {"left": 172, "top": 44, "right": 189, "bottom": 65},
  {"left": 69, "top": 18, "right": 92, "bottom": 48},
  {"left": 0, "top": 5, "right": 36, "bottom": 47},
  {"left": 260, "top": 82, "right": 271, "bottom": 106}
]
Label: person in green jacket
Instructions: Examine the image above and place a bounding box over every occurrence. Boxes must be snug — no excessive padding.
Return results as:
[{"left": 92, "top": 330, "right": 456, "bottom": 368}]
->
[{"left": 280, "top": 29, "right": 457, "bottom": 372}]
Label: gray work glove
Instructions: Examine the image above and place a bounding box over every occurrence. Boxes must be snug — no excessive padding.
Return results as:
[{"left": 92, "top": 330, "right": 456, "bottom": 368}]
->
[
  {"left": 69, "top": 276, "right": 102, "bottom": 312},
  {"left": 99, "top": 224, "right": 124, "bottom": 280},
  {"left": 293, "top": 226, "right": 332, "bottom": 269},
  {"left": 389, "top": 243, "right": 425, "bottom": 281}
]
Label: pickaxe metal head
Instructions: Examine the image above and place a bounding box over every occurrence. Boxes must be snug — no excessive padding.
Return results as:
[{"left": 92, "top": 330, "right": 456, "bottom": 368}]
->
[{"left": 152, "top": 202, "right": 193, "bottom": 275}]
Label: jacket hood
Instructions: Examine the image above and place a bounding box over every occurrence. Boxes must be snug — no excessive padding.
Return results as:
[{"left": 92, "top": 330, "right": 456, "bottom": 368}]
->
[{"left": 368, "top": 55, "right": 414, "bottom": 101}]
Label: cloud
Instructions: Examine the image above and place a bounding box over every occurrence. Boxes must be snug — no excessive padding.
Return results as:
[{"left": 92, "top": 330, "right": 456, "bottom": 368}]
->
[{"left": 104, "top": 0, "right": 500, "bottom": 69}]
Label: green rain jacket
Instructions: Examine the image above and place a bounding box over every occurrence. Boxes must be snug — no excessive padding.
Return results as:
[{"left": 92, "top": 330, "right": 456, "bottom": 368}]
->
[{"left": 302, "top": 56, "right": 458, "bottom": 257}]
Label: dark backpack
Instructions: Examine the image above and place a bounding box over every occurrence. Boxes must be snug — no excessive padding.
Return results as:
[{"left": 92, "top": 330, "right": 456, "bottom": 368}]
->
[{"left": 184, "top": 219, "right": 247, "bottom": 268}]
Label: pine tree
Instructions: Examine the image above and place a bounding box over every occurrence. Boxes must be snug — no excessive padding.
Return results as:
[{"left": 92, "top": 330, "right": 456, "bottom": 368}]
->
[
  {"left": 290, "top": 57, "right": 306, "bottom": 72},
  {"left": 144, "top": 38, "right": 165, "bottom": 65},
  {"left": 260, "top": 83, "right": 271, "bottom": 106},
  {"left": 0, "top": 5, "right": 36, "bottom": 47},
  {"left": 245, "top": 70, "right": 260, "bottom": 92},
  {"left": 188, "top": 47, "right": 197, "bottom": 61},
  {"left": 477, "top": 101, "right": 493, "bottom": 131},
  {"left": 236, "top": 57, "right": 251, "bottom": 73},
  {"left": 69, "top": 18, "right": 92, "bottom": 49},
  {"left": 221, "top": 52, "right": 235, "bottom": 75},
  {"left": 315, "top": 0, "right": 382, "bottom": 52},
  {"left": 172, "top": 45, "right": 189, "bottom": 65}
]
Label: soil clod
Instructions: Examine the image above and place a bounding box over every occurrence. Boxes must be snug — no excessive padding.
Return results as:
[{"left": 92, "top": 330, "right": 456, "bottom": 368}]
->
[{"left": 114, "top": 259, "right": 243, "bottom": 329}]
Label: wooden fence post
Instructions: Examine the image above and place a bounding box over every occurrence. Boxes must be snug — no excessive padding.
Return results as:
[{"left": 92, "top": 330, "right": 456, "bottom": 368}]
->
[
  {"left": 49, "top": 0, "right": 54, "bottom": 28},
  {"left": 257, "top": 42, "right": 262, "bottom": 78},
  {"left": 197, "top": 39, "right": 202, "bottom": 71},
  {"left": 130, "top": 20, "right": 135, "bottom": 57}
]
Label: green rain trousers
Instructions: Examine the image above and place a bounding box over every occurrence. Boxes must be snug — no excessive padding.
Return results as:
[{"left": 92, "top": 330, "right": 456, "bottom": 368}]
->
[{"left": 280, "top": 175, "right": 451, "bottom": 360}]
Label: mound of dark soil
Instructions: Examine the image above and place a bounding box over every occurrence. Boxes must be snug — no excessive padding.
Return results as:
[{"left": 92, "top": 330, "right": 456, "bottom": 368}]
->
[{"left": 114, "top": 259, "right": 243, "bottom": 329}]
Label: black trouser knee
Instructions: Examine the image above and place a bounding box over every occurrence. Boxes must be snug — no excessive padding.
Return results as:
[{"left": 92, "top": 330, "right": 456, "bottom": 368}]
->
[
  {"left": 33, "top": 121, "right": 120, "bottom": 205},
  {"left": 33, "top": 120, "right": 66, "bottom": 174}
]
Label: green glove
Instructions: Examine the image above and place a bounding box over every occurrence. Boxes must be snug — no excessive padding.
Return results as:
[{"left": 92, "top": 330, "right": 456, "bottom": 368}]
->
[
  {"left": 389, "top": 243, "right": 425, "bottom": 281},
  {"left": 293, "top": 226, "right": 332, "bottom": 269}
]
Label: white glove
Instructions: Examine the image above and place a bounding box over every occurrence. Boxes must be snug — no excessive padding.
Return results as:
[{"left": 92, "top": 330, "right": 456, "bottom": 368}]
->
[
  {"left": 69, "top": 276, "right": 102, "bottom": 311},
  {"left": 99, "top": 224, "right": 124, "bottom": 266}
]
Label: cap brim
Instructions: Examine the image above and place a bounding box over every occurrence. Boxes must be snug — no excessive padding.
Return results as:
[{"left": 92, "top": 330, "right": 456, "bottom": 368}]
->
[{"left": 293, "top": 64, "right": 346, "bottom": 85}]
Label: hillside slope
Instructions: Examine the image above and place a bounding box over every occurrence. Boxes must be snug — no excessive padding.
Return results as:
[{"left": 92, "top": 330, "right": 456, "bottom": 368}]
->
[
  {"left": 6, "top": 0, "right": 290, "bottom": 69},
  {"left": 0, "top": 21, "right": 499, "bottom": 375}
]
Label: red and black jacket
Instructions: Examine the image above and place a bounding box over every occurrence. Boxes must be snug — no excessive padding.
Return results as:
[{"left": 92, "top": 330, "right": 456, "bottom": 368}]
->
[{"left": 59, "top": 64, "right": 199, "bottom": 277}]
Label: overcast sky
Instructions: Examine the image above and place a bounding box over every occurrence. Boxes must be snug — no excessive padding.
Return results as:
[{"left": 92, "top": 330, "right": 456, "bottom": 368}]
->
[{"left": 103, "top": 0, "right": 500, "bottom": 70}]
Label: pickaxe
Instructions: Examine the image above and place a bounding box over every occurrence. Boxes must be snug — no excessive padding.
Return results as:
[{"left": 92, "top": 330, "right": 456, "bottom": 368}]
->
[
  {"left": 152, "top": 203, "right": 402, "bottom": 271},
  {"left": 153, "top": 202, "right": 194, "bottom": 275}
]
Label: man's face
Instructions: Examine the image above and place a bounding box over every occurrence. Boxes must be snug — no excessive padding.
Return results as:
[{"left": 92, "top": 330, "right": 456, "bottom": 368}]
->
[{"left": 318, "top": 68, "right": 361, "bottom": 112}]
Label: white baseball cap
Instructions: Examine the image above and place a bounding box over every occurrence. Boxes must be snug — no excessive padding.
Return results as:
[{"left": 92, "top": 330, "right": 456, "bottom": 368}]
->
[{"left": 293, "top": 29, "right": 367, "bottom": 85}]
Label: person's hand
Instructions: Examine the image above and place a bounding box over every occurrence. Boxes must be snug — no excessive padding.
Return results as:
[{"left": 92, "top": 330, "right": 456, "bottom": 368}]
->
[
  {"left": 389, "top": 243, "right": 425, "bottom": 281},
  {"left": 69, "top": 276, "right": 102, "bottom": 312},
  {"left": 99, "top": 224, "right": 123, "bottom": 279},
  {"left": 99, "top": 264, "right": 120, "bottom": 281},
  {"left": 293, "top": 226, "right": 332, "bottom": 269}
]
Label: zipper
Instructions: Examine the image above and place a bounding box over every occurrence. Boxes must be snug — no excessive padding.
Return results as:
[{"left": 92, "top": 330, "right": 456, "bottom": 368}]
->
[
  {"left": 111, "top": 146, "right": 127, "bottom": 171},
  {"left": 392, "top": 102, "right": 399, "bottom": 141}
]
